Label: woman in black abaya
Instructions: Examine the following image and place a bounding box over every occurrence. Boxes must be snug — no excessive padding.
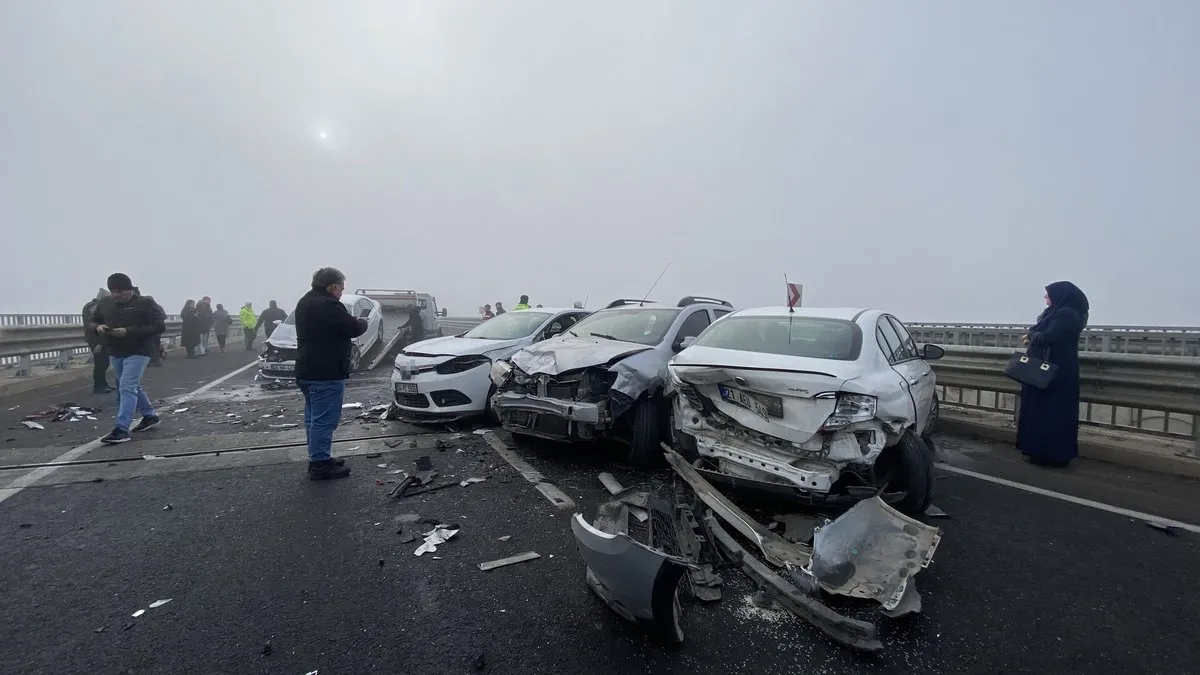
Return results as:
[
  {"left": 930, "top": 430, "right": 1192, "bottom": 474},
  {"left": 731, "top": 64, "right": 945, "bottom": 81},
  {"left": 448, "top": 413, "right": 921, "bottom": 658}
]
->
[{"left": 1016, "top": 281, "right": 1089, "bottom": 467}]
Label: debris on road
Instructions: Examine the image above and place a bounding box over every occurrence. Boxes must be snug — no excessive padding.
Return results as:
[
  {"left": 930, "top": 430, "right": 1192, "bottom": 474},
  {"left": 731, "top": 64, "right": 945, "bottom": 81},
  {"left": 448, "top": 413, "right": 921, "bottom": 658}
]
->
[
  {"left": 415, "top": 525, "right": 460, "bottom": 556},
  {"left": 497, "top": 535, "right": 512, "bottom": 542},
  {"left": 163, "top": 504, "right": 174, "bottom": 511},
  {"left": 268, "top": 423, "right": 298, "bottom": 429},
  {"left": 143, "top": 455, "right": 164, "bottom": 460},
  {"left": 173, "top": 408, "right": 189, "bottom": 414},
  {"left": 479, "top": 551, "right": 541, "bottom": 571},
  {"left": 459, "top": 477, "right": 486, "bottom": 487},
  {"left": 597, "top": 472, "right": 624, "bottom": 496},
  {"left": 369, "top": 404, "right": 389, "bottom": 413},
  {"left": 148, "top": 599, "right": 172, "bottom": 608},
  {"left": 924, "top": 504, "right": 950, "bottom": 518},
  {"left": 261, "top": 641, "right": 273, "bottom": 656},
  {"left": 385, "top": 439, "right": 406, "bottom": 448},
  {"left": 131, "top": 609, "right": 145, "bottom": 618},
  {"left": 342, "top": 402, "right": 363, "bottom": 410},
  {"left": 21, "top": 421, "right": 44, "bottom": 430},
  {"left": 377, "top": 463, "right": 388, "bottom": 469},
  {"left": 472, "top": 429, "right": 489, "bottom": 435},
  {"left": 1145, "top": 520, "right": 1181, "bottom": 536},
  {"left": 24, "top": 404, "right": 99, "bottom": 424}
]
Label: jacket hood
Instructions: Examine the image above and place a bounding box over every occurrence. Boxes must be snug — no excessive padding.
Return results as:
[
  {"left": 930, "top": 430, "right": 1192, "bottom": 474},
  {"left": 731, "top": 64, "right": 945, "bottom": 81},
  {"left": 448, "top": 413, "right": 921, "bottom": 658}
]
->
[{"left": 510, "top": 335, "right": 652, "bottom": 376}]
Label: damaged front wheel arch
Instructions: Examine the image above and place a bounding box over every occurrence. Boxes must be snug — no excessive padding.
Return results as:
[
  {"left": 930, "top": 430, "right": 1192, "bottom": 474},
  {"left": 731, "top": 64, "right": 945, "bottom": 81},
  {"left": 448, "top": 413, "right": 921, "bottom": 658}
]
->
[{"left": 628, "top": 394, "right": 668, "bottom": 468}]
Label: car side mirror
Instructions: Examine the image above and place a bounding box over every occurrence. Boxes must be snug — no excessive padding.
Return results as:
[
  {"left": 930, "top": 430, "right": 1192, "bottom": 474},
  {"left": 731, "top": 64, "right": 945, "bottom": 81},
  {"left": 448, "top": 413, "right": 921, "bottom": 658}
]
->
[
  {"left": 673, "top": 335, "right": 697, "bottom": 353},
  {"left": 922, "top": 344, "right": 945, "bottom": 360}
]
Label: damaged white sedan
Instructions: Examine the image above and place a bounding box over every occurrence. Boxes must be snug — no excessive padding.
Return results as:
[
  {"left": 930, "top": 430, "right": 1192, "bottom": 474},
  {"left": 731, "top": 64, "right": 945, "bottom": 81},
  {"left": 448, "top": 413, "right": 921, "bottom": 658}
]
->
[{"left": 667, "top": 307, "right": 944, "bottom": 516}]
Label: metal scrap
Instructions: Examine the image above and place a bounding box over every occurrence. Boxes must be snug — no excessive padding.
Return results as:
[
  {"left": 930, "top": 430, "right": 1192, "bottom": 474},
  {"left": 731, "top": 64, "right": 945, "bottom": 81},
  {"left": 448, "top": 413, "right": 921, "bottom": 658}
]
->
[
  {"left": 479, "top": 551, "right": 541, "bottom": 571},
  {"left": 415, "top": 525, "right": 460, "bottom": 556},
  {"left": 21, "top": 421, "right": 44, "bottom": 430},
  {"left": 598, "top": 472, "right": 624, "bottom": 496}
]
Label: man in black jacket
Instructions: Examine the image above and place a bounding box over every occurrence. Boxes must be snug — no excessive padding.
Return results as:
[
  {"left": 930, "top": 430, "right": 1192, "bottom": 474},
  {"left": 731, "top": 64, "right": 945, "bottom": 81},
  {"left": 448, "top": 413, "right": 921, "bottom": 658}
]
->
[
  {"left": 258, "top": 300, "right": 288, "bottom": 339},
  {"left": 295, "top": 267, "right": 367, "bottom": 480},
  {"left": 83, "top": 289, "right": 114, "bottom": 394},
  {"left": 88, "top": 273, "right": 167, "bottom": 445}
]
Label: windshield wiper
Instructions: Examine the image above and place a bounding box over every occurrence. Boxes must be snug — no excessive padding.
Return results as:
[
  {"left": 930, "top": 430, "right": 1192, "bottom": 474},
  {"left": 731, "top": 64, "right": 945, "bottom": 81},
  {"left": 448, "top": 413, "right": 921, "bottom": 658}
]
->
[
  {"left": 588, "top": 332, "right": 632, "bottom": 343},
  {"left": 568, "top": 330, "right": 578, "bottom": 337}
]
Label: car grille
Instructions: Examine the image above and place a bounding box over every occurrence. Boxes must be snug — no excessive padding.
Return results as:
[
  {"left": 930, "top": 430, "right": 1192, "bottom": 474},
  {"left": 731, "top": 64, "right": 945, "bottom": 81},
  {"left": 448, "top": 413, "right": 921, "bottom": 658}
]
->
[
  {"left": 265, "top": 348, "right": 298, "bottom": 362},
  {"left": 505, "top": 410, "right": 570, "bottom": 436},
  {"left": 430, "top": 390, "right": 472, "bottom": 407},
  {"left": 395, "top": 393, "right": 430, "bottom": 408}
]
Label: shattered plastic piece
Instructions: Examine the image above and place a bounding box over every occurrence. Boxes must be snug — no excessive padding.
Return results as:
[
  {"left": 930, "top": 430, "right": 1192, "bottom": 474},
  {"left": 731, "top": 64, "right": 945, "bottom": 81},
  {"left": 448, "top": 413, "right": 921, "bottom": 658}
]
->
[
  {"left": 598, "top": 472, "right": 624, "bottom": 496},
  {"left": 377, "top": 463, "right": 388, "bottom": 469},
  {"left": 163, "top": 504, "right": 174, "bottom": 511},
  {"left": 479, "top": 551, "right": 541, "bottom": 571},
  {"left": 459, "top": 477, "right": 486, "bottom": 487},
  {"left": 1145, "top": 520, "right": 1181, "bottom": 536},
  {"left": 924, "top": 504, "right": 949, "bottom": 518},
  {"left": 342, "top": 402, "right": 363, "bottom": 409},
  {"left": 21, "top": 421, "right": 45, "bottom": 430},
  {"left": 414, "top": 525, "right": 460, "bottom": 556},
  {"left": 369, "top": 404, "right": 389, "bottom": 413},
  {"left": 148, "top": 599, "right": 172, "bottom": 608},
  {"left": 131, "top": 609, "right": 145, "bottom": 618},
  {"left": 268, "top": 423, "right": 298, "bottom": 429},
  {"left": 806, "top": 497, "right": 942, "bottom": 611},
  {"left": 880, "top": 581, "right": 923, "bottom": 618},
  {"left": 173, "top": 408, "right": 189, "bottom": 414},
  {"left": 473, "top": 429, "right": 489, "bottom": 435},
  {"left": 497, "top": 535, "right": 512, "bottom": 542}
]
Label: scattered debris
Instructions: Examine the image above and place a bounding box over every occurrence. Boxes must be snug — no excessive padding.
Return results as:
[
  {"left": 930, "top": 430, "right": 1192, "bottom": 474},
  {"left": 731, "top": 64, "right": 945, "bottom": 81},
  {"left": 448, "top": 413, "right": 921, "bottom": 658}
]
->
[
  {"left": 23, "top": 404, "right": 99, "bottom": 424},
  {"left": 365, "top": 452, "right": 382, "bottom": 459},
  {"left": 435, "top": 439, "right": 451, "bottom": 450},
  {"left": 399, "top": 533, "right": 416, "bottom": 544},
  {"left": 93, "top": 626, "right": 105, "bottom": 634},
  {"left": 163, "top": 504, "right": 174, "bottom": 511},
  {"left": 479, "top": 551, "right": 541, "bottom": 571},
  {"left": 377, "top": 463, "right": 388, "bottom": 469},
  {"left": 21, "top": 421, "right": 44, "bottom": 430},
  {"left": 123, "top": 622, "right": 135, "bottom": 631},
  {"left": 148, "top": 599, "right": 172, "bottom": 608},
  {"left": 261, "top": 641, "right": 274, "bottom": 656},
  {"left": 415, "top": 525, "right": 460, "bottom": 556},
  {"left": 597, "top": 472, "right": 624, "bottom": 496},
  {"left": 472, "top": 429, "right": 489, "bottom": 435},
  {"left": 18, "top": 523, "right": 32, "bottom": 529},
  {"left": 924, "top": 504, "right": 949, "bottom": 518},
  {"left": 369, "top": 404, "right": 389, "bottom": 413},
  {"left": 142, "top": 455, "right": 164, "bottom": 460},
  {"left": 268, "top": 423, "right": 298, "bottom": 429},
  {"left": 173, "top": 408, "right": 189, "bottom": 414},
  {"left": 385, "top": 439, "right": 405, "bottom": 448},
  {"left": 131, "top": 609, "right": 145, "bottom": 618},
  {"left": 342, "top": 402, "right": 363, "bottom": 410},
  {"left": 1145, "top": 520, "right": 1181, "bottom": 536},
  {"left": 459, "top": 477, "right": 486, "bottom": 487},
  {"left": 497, "top": 535, "right": 512, "bottom": 542},
  {"left": 378, "top": 558, "right": 385, "bottom": 567}
]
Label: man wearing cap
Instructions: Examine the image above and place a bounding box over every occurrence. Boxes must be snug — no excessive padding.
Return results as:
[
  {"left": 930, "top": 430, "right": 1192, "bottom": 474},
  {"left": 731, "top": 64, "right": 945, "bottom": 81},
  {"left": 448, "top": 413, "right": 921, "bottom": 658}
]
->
[{"left": 87, "top": 273, "right": 166, "bottom": 445}]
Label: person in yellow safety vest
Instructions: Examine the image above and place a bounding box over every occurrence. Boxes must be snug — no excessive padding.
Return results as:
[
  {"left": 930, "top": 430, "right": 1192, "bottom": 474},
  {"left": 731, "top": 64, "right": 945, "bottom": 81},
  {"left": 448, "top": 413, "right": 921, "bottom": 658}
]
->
[
  {"left": 513, "top": 295, "right": 531, "bottom": 311},
  {"left": 239, "top": 302, "right": 259, "bottom": 351}
]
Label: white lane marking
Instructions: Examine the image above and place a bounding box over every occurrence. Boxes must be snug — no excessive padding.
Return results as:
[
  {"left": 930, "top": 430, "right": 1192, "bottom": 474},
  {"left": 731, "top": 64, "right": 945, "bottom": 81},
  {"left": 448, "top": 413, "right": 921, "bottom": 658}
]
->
[
  {"left": 483, "top": 431, "right": 575, "bottom": 510},
  {"left": 0, "top": 359, "right": 260, "bottom": 506},
  {"left": 936, "top": 462, "right": 1200, "bottom": 535}
]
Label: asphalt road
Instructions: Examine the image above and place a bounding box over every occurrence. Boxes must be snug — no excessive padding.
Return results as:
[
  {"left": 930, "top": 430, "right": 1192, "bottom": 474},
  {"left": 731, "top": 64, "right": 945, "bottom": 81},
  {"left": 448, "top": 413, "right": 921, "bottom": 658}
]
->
[{"left": 1, "top": 356, "right": 1198, "bottom": 674}]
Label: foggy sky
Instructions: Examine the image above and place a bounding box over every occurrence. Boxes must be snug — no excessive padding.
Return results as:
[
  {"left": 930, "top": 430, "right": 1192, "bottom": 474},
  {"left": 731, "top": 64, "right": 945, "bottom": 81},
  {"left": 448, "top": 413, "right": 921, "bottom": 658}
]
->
[{"left": 2, "top": 1, "right": 1197, "bottom": 325}]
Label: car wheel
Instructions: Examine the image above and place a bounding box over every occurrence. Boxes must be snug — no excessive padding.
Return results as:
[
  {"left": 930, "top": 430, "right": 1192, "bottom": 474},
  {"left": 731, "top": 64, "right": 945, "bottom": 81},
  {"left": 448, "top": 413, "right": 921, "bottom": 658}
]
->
[
  {"left": 878, "top": 431, "right": 934, "bottom": 517},
  {"left": 628, "top": 395, "right": 667, "bottom": 468},
  {"left": 349, "top": 345, "right": 362, "bottom": 373}
]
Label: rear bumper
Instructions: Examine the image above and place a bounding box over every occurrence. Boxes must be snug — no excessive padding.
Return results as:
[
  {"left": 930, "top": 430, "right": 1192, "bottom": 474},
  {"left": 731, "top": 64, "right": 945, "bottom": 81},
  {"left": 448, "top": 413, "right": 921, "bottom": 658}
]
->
[{"left": 492, "top": 391, "right": 607, "bottom": 440}]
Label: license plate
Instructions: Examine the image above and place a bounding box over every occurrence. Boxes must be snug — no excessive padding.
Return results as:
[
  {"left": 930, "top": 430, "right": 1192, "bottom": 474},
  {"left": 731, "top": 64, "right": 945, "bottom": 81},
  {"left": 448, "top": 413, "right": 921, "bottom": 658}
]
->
[
  {"left": 266, "top": 362, "right": 294, "bottom": 372},
  {"left": 719, "top": 384, "right": 770, "bottom": 421},
  {"left": 395, "top": 382, "right": 418, "bottom": 394}
]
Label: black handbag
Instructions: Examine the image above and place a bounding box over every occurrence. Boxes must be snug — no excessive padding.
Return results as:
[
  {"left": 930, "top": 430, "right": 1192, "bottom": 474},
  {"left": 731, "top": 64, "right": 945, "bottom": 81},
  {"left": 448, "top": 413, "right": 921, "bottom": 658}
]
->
[{"left": 1003, "top": 350, "right": 1058, "bottom": 390}]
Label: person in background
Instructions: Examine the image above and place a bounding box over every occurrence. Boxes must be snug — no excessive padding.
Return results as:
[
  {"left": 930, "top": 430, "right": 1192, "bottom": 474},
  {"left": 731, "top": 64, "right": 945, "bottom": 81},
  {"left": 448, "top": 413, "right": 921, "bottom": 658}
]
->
[
  {"left": 88, "top": 273, "right": 165, "bottom": 445},
  {"left": 494, "top": 301, "right": 506, "bottom": 315},
  {"left": 408, "top": 303, "right": 425, "bottom": 342},
  {"left": 196, "top": 297, "right": 214, "bottom": 356},
  {"left": 536, "top": 304, "right": 543, "bottom": 308},
  {"left": 133, "top": 286, "right": 166, "bottom": 367},
  {"left": 1017, "top": 281, "right": 1090, "bottom": 468},
  {"left": 513, "top": 295, "right": 531, "bottom": 310},
  {"left": 240, "top": 302, "right": 258, "bottom": 351},
  {"left": 83, "top": 289, "right": 113, "bottom": 394},
  {"left": 181, "top": 300, "right": 201, "bottom": 358},
  {"left": 482, "top": 304, "right": 495, "bottom": 319},
  {"left": 295, "top": 267, "right": 367, "bottom": 480},
  {"left": 212, "top": 303, "right": 232, "bottom": 351},
  {"left": 258, "top": 300, "right": 288, "bottom": 339}
]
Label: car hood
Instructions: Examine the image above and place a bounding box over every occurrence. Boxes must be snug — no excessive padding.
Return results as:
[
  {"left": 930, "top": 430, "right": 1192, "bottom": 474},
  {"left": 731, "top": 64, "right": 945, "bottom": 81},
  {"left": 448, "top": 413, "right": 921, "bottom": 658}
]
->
[
  {"left": 266, "top": 323, "right": 297, "bottom": 349},
  {"left": 397, "top": 335, "right": 523, "bottom": 366},
  {"left": 510, "top": 336, "right": 653, "bottom": 376}
]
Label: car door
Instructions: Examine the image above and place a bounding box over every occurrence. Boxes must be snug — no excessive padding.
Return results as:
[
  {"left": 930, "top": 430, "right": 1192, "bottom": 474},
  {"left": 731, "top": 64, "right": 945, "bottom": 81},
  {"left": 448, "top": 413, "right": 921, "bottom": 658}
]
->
[
  {"left": 889, "top": 316, "right": 935, "bottom": 434},
  {"left": 876, "top": 316, "right": 926, "bottom": 433}
]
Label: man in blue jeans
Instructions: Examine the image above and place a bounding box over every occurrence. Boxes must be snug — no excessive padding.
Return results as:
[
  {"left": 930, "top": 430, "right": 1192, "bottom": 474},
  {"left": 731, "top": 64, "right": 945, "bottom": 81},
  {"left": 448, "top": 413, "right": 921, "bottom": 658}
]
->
[
  {"left": 294, "top": 267, "right": 367, "bottom": 480},
  {"left": 87, "top": 273, "right": 166, "bottom": 445}
]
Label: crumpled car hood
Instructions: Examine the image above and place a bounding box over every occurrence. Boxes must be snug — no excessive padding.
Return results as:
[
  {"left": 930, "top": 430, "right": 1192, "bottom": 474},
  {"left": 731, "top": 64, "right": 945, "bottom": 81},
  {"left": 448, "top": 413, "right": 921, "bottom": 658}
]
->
[
  {"left": 266, "top": 323, "right": 297, "bottom": 350},
  {"left": 511, "top": 336, "right": 652, "bottom": 376},
  {"left": 401, "top": 335, "right": 522, "bottom": 361}
]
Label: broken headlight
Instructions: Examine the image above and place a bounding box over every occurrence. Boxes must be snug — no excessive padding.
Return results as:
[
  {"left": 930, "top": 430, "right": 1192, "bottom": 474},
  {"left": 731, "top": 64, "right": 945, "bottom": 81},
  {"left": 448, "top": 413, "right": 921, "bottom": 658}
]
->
[
  {"left": 489, "top": 360, "right": 513, "bottom": 385},
  {"left": 820, "top": 393, "right": 877, "bottom": 431},
  {"left": 436, "top": 354, "right": 491, "bottom": 375}
]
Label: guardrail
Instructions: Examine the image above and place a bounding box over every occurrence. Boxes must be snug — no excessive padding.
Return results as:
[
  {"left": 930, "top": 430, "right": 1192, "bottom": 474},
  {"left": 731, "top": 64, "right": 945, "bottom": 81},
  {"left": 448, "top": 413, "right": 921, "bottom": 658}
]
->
[{"left": 906, "top": 323, "right": 1200, "bottom": 356}]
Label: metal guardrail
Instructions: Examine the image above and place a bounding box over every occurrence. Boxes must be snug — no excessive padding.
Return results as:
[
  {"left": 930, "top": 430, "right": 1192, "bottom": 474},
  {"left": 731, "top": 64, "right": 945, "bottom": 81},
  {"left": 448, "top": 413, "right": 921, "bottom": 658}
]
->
[{"left": 906, "top": 323, "right": 1200, "bottom": 356}]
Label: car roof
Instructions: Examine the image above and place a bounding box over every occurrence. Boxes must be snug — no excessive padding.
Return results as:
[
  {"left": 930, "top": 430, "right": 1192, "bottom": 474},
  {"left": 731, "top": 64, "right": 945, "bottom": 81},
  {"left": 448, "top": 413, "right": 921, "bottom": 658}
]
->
[{"left": 727, "top": 306, "right": 879, "bottom": 321}]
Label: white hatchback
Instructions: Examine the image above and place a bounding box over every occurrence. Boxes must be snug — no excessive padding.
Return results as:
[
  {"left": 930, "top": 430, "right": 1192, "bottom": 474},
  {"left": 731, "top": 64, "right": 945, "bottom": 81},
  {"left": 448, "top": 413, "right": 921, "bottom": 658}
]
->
[
  {"left": 258, "top": 293, "right": 384, "bottom": 381},
  {"left": 391, "top": 308, "right": 590, "bottom": 420}
]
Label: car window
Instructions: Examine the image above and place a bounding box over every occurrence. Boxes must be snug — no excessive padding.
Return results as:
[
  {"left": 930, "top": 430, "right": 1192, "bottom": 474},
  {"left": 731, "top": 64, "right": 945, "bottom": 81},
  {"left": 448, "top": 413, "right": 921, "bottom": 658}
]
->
[
  {"left": 675, "top": 310, "right": 712, "bottom": 342},
  {"left": 464, "top": 311, "right": 554, "bottom": 340},
  {"left": 284, "top": 312, "right": 296, "bottom": 325},
  {"left": 713, "top": 309, "right": 732, "bottom": 319},
  {"left": 418, "top": 299, "right": 428, "bottom": 309},
  {"left": 568, "top": 308, "right": 682, "bottom": 345},
  {"left": 887, "top": 316, "right": 920, "bottom": 361},
  {"left": 876, "top": 318, "right": 908, "bottom": 363},
  {"left": 692, "top": 316, "right": 862, "bottom": 360}
]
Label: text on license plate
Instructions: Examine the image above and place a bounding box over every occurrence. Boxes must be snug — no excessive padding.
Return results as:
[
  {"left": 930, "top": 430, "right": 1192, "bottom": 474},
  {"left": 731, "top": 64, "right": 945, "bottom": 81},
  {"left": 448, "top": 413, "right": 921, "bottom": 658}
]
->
[
  {"left": 718, "top": 384, "right": 770, "bottom": 421},
  {"left": 395, "top": 382, "right": 418, "bottom": 394},
  {"left": 266, "top": 362, "right": 294, "bottom": 372}
]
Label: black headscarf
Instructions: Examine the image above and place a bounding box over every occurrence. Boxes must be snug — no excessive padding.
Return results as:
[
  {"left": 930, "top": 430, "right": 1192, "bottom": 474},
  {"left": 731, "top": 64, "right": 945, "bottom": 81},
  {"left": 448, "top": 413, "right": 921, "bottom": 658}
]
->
[{"left": 1034, "top": 281, "right": 1089, "bottom": 331}]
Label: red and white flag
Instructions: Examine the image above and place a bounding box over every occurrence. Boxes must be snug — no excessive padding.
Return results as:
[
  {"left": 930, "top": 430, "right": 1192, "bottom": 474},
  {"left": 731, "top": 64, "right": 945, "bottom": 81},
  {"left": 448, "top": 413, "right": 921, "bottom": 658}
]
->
[{"left": 786, "top": 282, "right": 803, "bottom": 309}]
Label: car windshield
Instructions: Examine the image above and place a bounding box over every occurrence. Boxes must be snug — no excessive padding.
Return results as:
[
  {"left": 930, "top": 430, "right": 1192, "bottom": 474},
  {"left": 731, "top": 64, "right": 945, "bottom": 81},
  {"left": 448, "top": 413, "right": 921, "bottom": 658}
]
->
[
  {"left": 692, "top": 316, "right": 862, "bottom": 361},
  {"left": 283, "top": 312, "right": 296, "bottom": 325},
  {"left": 569, "top": 308, "right": 682, "bottom": 345},
  {"left": 463, "top": 311, "right": 552, "bottom": 340}
]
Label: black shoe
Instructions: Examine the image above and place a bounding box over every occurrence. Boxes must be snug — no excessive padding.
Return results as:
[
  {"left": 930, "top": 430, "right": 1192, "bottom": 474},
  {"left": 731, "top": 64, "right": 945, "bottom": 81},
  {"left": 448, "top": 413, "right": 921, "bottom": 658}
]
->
[
  {"left": 100, "top": 428, "right": 131, "bottom": 445},
  {"left": 307, "top": 457, "right": 346, "bottom": 472},
  {"left": 133, "top": 416, "right": 161, "bottom": 433},
  {"left": 93, "top": 386, "right": 115, "bottom": 395},
  {"left": 307, "top": 459, "right": 351, "bottom": 480}
]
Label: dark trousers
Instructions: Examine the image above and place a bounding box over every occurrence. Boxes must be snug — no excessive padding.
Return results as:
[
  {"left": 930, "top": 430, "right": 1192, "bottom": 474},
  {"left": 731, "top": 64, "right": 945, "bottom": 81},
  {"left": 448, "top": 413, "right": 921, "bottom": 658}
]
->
[
  {"left": 91, "top": 347, "right": 110, "bottom": 390},
  {"left": 297, "top": 379, "right": 346, "bottom": 462},
  {"left": 216, "top": 333, "right": 227, "bottom": 350},
  {"left": 244, "top": 328, "right": 256, "bottom": 350}
]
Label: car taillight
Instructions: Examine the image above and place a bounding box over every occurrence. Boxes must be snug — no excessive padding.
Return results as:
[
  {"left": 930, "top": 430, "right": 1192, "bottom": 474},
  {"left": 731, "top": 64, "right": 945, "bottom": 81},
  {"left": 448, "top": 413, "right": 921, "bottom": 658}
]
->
[
  {"left": 819, "top": 393, "right": 877, "bottom": 431},
  {"left": 435, "top": 355, "right": 491, "bottom": 375}
]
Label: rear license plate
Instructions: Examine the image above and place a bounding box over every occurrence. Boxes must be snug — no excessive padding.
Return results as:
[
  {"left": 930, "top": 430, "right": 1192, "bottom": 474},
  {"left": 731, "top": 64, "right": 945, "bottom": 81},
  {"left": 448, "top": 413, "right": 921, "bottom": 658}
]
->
[
  {"left": 718, "top": 385, "right": 770, "bottom": 421},
  {"left": 266, "top": 362, "right": 294, "bottom": 372},
  {"left": 395, "top": 382, "right": 418, "bottom": 394}
]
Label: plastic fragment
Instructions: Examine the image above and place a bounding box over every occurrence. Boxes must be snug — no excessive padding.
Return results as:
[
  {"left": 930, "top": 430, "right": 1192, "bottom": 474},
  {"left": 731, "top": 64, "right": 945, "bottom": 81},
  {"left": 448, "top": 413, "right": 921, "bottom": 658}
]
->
[
  {"left": 148, "top": 599, "right": 172, "bottom": 608},
  {"left": 479, "top": 551, "right": 541, "bottom": 571},
  {"left": 342, "top": 402, "right": 363, "bottom": 409},
  {"left": 173, "top": 408, "right": 189, "bottom": 414},
  {"left": 459, "top": 477, "right": 486, "bottom": 487},
  {"left": 22, "top": 421, "right": 44, "bottom": 430},
  {"left": 131, "top": 609, "right": 145, "bottom": 618}
]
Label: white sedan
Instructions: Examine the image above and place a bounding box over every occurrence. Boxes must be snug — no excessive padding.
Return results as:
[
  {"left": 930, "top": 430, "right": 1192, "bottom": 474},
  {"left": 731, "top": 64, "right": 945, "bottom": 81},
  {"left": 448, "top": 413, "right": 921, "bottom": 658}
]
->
[
  {"left": 391, "top": 307, "right": 590, "bottom": 420},
  {"left": 668, "top": 306, "right": 945, "bottom": 515},
  {"left": 258, "top": 293, "right": 384, "bottom": 381}
]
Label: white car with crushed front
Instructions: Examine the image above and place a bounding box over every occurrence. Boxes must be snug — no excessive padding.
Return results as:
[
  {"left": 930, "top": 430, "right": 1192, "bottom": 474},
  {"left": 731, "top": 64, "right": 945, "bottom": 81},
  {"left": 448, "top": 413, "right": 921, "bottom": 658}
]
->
[
  {"left": 259, "top": 294, "right": 384, "bottom": 381},
  {"left": 391, "top": 307, "right": 590, "bottom": 420},
  {"left": 667, "top": 307, "right": 944, "bottom": 516}
]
